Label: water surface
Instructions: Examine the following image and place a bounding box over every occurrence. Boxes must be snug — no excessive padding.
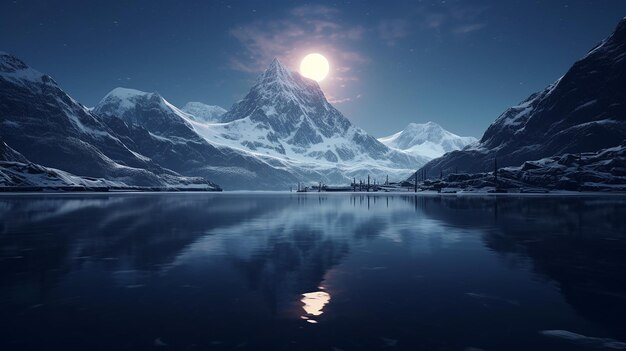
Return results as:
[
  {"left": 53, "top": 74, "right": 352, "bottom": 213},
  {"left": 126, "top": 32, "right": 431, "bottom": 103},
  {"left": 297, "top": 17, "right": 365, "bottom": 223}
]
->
[{"left": 1, "top": 193, "right": 625, "bottom": 350}]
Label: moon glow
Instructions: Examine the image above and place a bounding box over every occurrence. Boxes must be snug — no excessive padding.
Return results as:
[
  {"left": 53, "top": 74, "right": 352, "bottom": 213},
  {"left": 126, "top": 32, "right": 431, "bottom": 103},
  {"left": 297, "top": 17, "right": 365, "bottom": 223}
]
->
[{"left": 300, "top": 53, "right": 330, "bottom": 82}]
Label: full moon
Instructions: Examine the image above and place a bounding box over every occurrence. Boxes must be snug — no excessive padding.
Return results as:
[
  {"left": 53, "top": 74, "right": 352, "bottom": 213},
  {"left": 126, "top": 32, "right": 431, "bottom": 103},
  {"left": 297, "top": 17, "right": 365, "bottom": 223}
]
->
[{"left": 300, "top": 53, "right": 330, "bottom": 82}]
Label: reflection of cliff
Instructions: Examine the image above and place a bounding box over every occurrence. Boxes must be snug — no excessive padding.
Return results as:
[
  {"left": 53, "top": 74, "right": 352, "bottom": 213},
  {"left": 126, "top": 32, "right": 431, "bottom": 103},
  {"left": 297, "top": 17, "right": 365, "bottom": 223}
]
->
[
  {"left": 0, "top": 194, "right": 284, "bottom": 305},
  {"left": 5, "top": 192, "right": 624, "bottom": 342},
  {"left": 0, "top": 194, "right": 389, "bottom": 318},
  {"left": 411, "top": 195, "right": 626, "bottom": 340},
  {"left": 484, "top": 199, "right": 626, "bottom": 341}
]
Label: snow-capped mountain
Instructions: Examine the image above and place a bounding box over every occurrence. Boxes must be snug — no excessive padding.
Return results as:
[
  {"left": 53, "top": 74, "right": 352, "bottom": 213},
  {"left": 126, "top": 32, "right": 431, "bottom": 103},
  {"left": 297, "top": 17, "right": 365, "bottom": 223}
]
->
[
  {"left": 181, "top": 102, "right": 226, "bottom": 122},
  {"left": 92, "top": 59, "right": 427, "bottom": 187},
  {"left": 190, "top": 58, "right": 428, "bottom": 182},
  {"left": 418, "top": 17, "right": 626, "bottom": 177},
  {"left": 94, "top": 87, "right": 202, "bottom": 140},
  {"left": 0, "top": 52, "right": 218, "bottom": 189},
  {"left": 378, "top": 122, "right": 477, "bottom": 159},
  {"left": 93, "top": 87, "right": 302, "bottom": 189}
]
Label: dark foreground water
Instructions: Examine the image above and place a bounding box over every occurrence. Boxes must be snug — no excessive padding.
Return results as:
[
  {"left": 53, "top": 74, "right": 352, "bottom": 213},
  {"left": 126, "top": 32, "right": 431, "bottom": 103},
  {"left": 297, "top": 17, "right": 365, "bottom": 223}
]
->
[{"left": 1, "top": 193, "right": 625, "bottom": 351}]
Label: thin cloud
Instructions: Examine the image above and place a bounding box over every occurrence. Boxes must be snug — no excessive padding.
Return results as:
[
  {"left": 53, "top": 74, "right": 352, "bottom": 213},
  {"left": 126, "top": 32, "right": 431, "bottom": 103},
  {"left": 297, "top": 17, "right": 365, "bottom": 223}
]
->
[
  {"left": 415, "top": 3, "right": 489, "bottom": 38},
  {"left": 422, "top": 13, "right": 447, "bottom": 31},
  {"left": 228, "top": 6, "right": 367, "bottom": 84},
  {"left": 378, "top": 19, "right": 411, "bottom": 46},
  {"left": 327, "top": 93, "right": 362, "bottom": 104},
  {"left": 327, "top": 96, "right": 353, "bottom": 104},
  {"left": 452, "top": 23, "right": 487, "bottom": 35},
  {"left": 228, "top": 21, "right": 365, "bottom": 74}
]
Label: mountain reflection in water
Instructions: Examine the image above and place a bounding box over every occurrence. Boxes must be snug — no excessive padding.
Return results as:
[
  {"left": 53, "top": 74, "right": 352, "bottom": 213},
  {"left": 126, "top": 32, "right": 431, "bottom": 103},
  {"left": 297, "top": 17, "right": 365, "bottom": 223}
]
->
[{"left": 0, "top": 193, "right": 625, "bottom": 351}]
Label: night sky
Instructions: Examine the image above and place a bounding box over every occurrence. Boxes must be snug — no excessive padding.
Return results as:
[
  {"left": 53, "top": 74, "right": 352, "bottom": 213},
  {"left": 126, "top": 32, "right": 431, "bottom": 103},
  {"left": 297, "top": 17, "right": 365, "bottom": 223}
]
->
[{"left": 2, "top": 0, "right": 625, "bottom": 138}]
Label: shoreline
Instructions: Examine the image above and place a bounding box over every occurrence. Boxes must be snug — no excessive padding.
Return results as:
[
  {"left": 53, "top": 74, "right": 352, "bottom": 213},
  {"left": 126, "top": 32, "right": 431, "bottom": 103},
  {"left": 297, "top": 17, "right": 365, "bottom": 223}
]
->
[{"left": 1, "top": 190, "right": 625, "bottom": 196}]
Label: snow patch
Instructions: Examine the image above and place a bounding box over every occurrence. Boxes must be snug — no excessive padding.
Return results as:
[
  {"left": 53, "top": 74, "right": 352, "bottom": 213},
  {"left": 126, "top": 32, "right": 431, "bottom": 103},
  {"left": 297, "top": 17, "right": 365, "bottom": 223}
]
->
[
  {"left": 540, "top": 330, "right": 626, "bottom": 349},
  {"left": 182, "top": 102, "right": 227, "bottom": 122}
]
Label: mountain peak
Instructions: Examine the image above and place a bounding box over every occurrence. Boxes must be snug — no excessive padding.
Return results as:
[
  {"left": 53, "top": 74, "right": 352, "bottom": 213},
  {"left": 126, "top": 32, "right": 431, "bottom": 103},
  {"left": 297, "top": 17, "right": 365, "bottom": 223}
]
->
[
  {"left": 407, "top": 121, "right": 441, "bottom": 130},
  {"left": 617, "top": 16, "right": 626, "bottom": 31},
  {"left": 0, "top": 51, "right": 55, "bottom": 86},
  {"left": 266, "top": 57, "right": 295, "bottom": 77},
  {"left": 97, "top": 87, "right": 165, "bottom": 113},
  {"left": 95, "top": 87, "right": 171, "bottom": 120},
  {"left": 104, "top": 87, "right": 160, "bottom": 100},
  {"left": 612, "top": 16, "right": 626, "bottom": 41},
  {"left": 268, "top": 57, "right": 288, "bottom": 70},
  {"left": 583, "top": 15, "right": 626, "bottom": 59},
  {"left": 259, "top": 57, "right": 296, "bottom": 84},
  {"left": 94, "top": 86, "right": 199, "bottom": 140},
  {"left": 0, "top": 52, "right": 28, "bottom": 71},
  {"left": 257, "top": 57, "right": 321, "bottom": 92},
  {"left": 219, "top": 56, "right": 356, "bottom": 150},
  {"left": 379, "top": 122, "right": 477, "bottom": 159},
  {"left": 220, "top": 58, "right": 327, "bottom": 118}
]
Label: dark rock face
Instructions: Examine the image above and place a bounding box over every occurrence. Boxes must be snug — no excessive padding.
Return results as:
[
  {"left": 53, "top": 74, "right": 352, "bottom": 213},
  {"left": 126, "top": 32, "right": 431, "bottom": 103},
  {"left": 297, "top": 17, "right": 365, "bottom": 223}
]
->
[
  {"left": 420, "top": 18, "right": 626, "bottom": 177},
  {"left": 0, "top": 138, "right": 27, "bottom": 163}
]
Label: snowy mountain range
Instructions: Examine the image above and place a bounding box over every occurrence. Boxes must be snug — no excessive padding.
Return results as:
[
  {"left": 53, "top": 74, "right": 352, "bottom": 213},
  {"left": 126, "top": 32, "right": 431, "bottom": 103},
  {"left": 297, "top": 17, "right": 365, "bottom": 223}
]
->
[
  {"left": 188, "top": 58, "right": 429, "bottom": 182},
  {"left": 378, "top": 122, "right": 477, "bottom": 159},
  {"left": 92, "top": 87, "right": 302, "bottom": 189},
  {"left": 0, "top": 53, "right": 430, "bottom": 190},
  {"left": 418, "top": 17, "right": 626, "bottom": 178},
  {"left": 3, "top": 17, "right": 626, "bottom": 191}
]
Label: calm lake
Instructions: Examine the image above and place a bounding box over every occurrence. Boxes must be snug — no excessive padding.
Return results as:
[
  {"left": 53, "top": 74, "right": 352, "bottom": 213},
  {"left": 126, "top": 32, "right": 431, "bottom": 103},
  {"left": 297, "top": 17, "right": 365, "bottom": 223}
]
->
[{"left": 1, "top": 193, "right": 625, "bottom": 350}]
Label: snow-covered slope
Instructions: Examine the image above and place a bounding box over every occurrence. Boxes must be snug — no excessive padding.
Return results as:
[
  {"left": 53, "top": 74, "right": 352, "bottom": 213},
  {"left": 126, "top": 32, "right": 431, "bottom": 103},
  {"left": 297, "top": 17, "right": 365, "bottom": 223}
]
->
[
  {"left": 0, "top": 138, "right": 217, "bottom": 190},
  {"left": 182, "top": 102, "right": 226, "bottom": 122},
  {"left": 92, "top": 59, "right": 428, "bottom": 187},
  {"left": 378, "top": 122, "right": 477, "bottom": 159},
  {"left": 0, "top": 52, "right": 219, "bottom": 189},
  {"left": 93, "top": 87, "right": 305, "bottom": 190},
  {"left": 0, "top": 160, "right": 123, "bottom": 189},
  {"left": 94, "top": 87, "right": 200, "bottom": 140},
  {"left": 190, "top": 58, "right": 428, "bottom": 182},
  {"left": 418, "top": 18, "right": 626, "bottom": 177},
  {"left": 0, "top": 160, "right": 217, "bottom": 190}
]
